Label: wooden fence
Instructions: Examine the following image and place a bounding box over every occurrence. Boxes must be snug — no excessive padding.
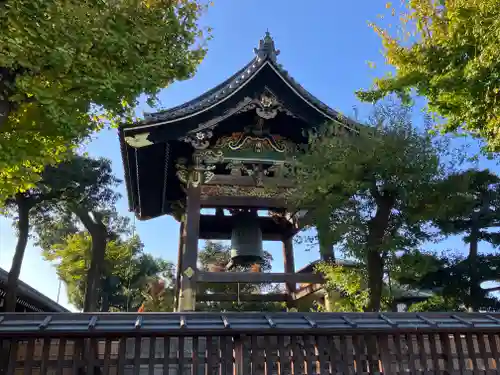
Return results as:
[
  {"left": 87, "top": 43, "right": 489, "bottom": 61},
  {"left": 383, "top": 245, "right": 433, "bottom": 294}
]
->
[{"left": 1, "top": 312, "right": 500, "bottom": 374}]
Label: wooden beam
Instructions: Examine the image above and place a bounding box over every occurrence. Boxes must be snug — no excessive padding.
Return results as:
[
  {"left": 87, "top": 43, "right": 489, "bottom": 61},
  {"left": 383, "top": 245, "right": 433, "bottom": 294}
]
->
[
  {"left": 199, "top": 231, "right": 284, "bottom": 241},
  {"left": 206, "top": 175, "right": 295, "bottom": 187},
  {"left": 198, "top": 214, "right": 296, "bottom": 241},
  {"left": 200, "top": 195, "right": 287, "bottom": 209},
  {"left": 196, "top": 271, "right": 324, "bottom": 284},
  {"left": 197, "top": 293, "right": 290, "bottom": 302},
  {"left": 294, "top": 283, "right": 325, "bottom": 300}
]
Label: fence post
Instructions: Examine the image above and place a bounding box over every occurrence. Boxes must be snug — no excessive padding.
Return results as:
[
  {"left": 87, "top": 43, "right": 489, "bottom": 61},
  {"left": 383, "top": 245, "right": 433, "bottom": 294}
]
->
[{"left": 234, "top": 335, "right": 246, "bottom": 375}]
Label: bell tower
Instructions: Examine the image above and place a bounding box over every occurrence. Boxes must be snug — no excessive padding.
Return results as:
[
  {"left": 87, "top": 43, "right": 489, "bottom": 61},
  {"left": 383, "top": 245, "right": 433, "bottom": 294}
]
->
[
  {"left": 119, "top": 32, "right": 355, "bottom": 311},
  {"left": 173, "top": 111, "right": 314, "bottom": 311}
]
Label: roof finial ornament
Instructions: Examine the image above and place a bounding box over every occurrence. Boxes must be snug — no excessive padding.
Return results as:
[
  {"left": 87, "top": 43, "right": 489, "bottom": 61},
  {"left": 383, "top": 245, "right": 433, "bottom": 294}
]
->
[{"left": 254, "top": 30, "right": 280, "bottom": 62}]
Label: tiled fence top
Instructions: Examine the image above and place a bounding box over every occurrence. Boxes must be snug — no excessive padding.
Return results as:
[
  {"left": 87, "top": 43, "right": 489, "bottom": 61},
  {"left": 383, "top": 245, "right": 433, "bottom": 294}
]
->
[{"left": 1, "top": 312, "right": 500, "bottom": 336}]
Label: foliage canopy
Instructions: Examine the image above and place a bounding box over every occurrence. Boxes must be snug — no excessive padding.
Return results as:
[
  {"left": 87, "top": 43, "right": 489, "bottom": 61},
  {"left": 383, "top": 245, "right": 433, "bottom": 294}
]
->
[
  {"left": 394, "top": 250, "right": 500, "bottom": 312},
  {"left": 357, "top": 0, "right": 500, "bottom": 150},
  {"left": 434, "top": 169, "right": 500, "bottom": 310},
  {"left": 42, "top": 229, "right": 173, "bottom": 311},
  {"left": 315, "top": 262, "right": 371, "bottom": 312},
  {"left": 293, "top": 102, "right": 453, "bottom": 311},
  {"left": 0, "top": 0, "right": 209, "bottom": 201},
  {"left": 2, "top": 155, "right": 122, "bottom": 311}
]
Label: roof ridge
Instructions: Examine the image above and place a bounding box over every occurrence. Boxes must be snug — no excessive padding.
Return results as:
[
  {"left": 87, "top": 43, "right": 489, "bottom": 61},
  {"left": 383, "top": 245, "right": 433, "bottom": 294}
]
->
[
  {"left": 0, "top": 267, "right": 70, "bottom": 312},
  {"left": 144, "top": 60, "right": 255, "bottom": 120},
  {"left": 142, "top": 32, "right": 285, "bottom": 124},
  {"left": 139, "top": 31, "right": 359, "bottom": 130}
]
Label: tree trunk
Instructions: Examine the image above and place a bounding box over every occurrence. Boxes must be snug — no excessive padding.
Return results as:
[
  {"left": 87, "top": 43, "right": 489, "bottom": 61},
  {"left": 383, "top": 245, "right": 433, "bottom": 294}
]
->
[
  {"left": 83, "top": 228, "right": 106, "bottom": 312},
  {"left": 468, "top": 189, "right": 490, "bottom": 312},
  {"left": 318, "top": 223, "right": 335, "bottom": 261},
  {"left": 365, "top": 188, "right": 394, "bottom": 312},
  {"left": 73, "top": 209, "right": 108, "bottom": 313},
  {"left": 468, "top": 227, "right": 480, "bottom": 312},
  {"left": 366, "top": 249, "right": 385, "bottom": 312},
  {"left": 4, "top": 194, "right": 31, "bottom": 312},
  {"left": 100, "top": 286, "right": 110, "bottom": 313},
  {"left": 0, "top": 68, "right": 14, "bottom": 129}
]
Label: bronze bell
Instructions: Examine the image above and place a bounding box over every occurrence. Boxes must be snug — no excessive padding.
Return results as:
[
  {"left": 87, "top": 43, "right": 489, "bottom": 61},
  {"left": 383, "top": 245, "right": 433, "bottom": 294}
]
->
[{"left": 230, "top": 210, "right": 265, "bottom": 266}]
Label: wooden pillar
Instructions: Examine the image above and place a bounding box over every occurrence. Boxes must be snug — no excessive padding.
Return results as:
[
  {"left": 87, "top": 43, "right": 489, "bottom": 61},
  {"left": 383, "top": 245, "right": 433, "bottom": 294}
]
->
[
  {"left": 178, "top": 185, "right": 201, "bottom": 312},
  {"left": 173, "top": 220, "right": 185, "bottom": 312},
  {"left": 282, "top": 236, "right": 296, "bottom": 308}
]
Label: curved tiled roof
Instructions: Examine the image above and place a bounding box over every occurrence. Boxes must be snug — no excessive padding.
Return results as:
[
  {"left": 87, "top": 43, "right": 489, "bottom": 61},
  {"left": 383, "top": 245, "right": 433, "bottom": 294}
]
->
[
  {"left": 136, "top": 32, "right": 359, "bottom": 131},
  {"left": 118, "top": 32, "right": 363, "bottom": 219},
  {"left": 143, "top": 62, "right": 253, "bottom": 123},
  {"left": 0, "top": 267, "right": 69, "bottom": 313}
]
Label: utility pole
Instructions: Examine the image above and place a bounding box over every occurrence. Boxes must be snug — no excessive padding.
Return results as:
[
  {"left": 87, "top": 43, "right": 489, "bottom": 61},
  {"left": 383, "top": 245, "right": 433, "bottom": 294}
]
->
[{"left": 56, "top": 278, "right": 62, "bottom": 304}]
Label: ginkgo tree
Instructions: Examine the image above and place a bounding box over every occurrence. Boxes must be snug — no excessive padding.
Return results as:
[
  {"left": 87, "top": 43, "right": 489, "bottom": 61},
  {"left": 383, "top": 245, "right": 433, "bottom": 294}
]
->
[
  {"left": 358, "top": 0, "right": 500, "bottom": 150},
  {"left": 0, "top": 0, "right": 210, "bottom": 201},
  {"left": 2, "top": 155, "right": 121, "bottom": 312},
  {"left": 42, "top": 231, "right": 173, "bottom": 312}
]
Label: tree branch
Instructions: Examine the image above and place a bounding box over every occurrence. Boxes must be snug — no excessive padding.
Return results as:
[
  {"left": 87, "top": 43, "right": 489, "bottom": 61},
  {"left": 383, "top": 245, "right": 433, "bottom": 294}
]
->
[{"left": 72, "top": 207, "right": 99, "bottom": 232}]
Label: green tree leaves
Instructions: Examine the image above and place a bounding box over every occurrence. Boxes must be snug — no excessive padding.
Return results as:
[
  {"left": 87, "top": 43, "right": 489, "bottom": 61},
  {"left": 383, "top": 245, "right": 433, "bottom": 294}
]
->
[
  {"left": 394, "top": 251, "right": 500, "bottom": 312},
  {"left": 358, "top": 0, "right": 500, "bottom": 150},
  {"left": 315, "top": 262, "right": 370, "bottom": 312},
  {"left": 42, "top": 230, "right": 173, "bottom": 311},
  {"left": 292, "top": 101, "right": 450, "bottom": 311},
  {"left": 0, "top": 0, "right": 209, "bottom": 200}
]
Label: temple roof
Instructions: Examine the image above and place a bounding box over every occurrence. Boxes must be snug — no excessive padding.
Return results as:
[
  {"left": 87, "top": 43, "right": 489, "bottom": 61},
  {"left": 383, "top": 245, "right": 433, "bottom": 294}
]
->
[
  {"left": 121, "top": 31, "right": 359, "bottom": 138},
  {"left": 118, "top": 32, "right": 361, "bottom": 220},
  {"left": 0, "top": 267, "right": 69, "bottom": 312},
  {"left": 131, "top": 32, "right": 357, "bottom": 130}
]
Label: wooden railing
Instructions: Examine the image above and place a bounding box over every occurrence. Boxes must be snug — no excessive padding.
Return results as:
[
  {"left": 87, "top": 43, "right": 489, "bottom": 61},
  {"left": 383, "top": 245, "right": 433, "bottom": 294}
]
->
[{"left": 1, "top": 312, "right": 500, "bottom": 374}]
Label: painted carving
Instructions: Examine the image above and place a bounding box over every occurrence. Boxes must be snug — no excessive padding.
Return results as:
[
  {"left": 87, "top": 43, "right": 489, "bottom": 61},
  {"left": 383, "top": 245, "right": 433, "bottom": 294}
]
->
[
  {"left": 193, "top": 149, "right": 225, "bottom": 164},
  {"left": 175, "top": 159, "right": 190, "bottom": 185},
  {"left": 235, "top": 163, "right": 265, "bottom": 186},
  {"left": 256, "top": 92, "right": 278, "bottom": 119},
  {"left": 224, "top": 161, "right": 295, "bottom": 183},
  {"left": 124, "top": 133, "right": 153, "bottom": 148},
  {"left": 200, "top": 185, "right": 290, "bottom": 199},
  {"left": 260, "top": 92, "right": 276, "bottom": 108},
  {"left": 281, "top": 162, "right": 296, "bottom": 178},
  {"left": 211, "top": 118, "right": 298, "bottom": 154},
  {"left": 182, "top": 130, "right": 213, "bottom": 150},
  {"left": 214, "top": 133, "right": 296, "bottom": 153},
  {"left": 226, "top": 161, "right": 243, "bottom": 176},
  {"left": 203, "top": 170, "right": 216, "bottom": 184},
  {"left": 175, "top": 158, "right": 216, "bottom": 187},
  {"left": 237, "top": 90, "right": 298, "bottom": 119}
]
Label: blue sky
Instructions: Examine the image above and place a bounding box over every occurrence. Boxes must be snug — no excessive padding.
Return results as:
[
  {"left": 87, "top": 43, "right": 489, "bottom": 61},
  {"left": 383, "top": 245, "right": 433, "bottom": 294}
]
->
[{"left": 0, "top": 0, "right": 497, "bottom": 311}]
